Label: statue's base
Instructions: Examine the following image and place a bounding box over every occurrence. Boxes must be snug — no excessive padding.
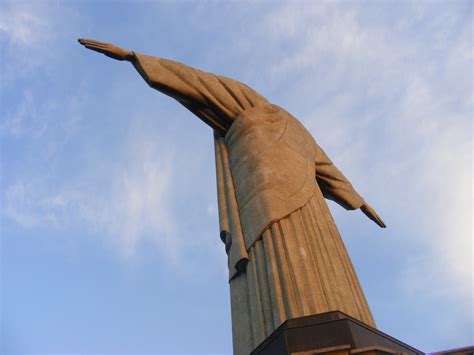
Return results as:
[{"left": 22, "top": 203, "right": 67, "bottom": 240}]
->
[{"left": 251, "top": 311, "right": 422, "bottom": 355}]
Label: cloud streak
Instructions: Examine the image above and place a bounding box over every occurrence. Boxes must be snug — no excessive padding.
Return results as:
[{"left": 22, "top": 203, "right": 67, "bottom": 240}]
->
[{"left": 4, "top": 133, "right": 178, "bottom": 260}]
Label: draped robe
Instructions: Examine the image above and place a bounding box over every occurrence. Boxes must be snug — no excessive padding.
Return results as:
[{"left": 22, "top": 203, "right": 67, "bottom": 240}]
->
[{"left": 132, "top": 53, "right": 376, "bottom": 354}]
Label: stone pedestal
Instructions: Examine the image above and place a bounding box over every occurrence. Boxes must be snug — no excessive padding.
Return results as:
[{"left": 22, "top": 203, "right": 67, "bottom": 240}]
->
[{"left": 250, "top": 311, "right": 422, "bottom": 355}]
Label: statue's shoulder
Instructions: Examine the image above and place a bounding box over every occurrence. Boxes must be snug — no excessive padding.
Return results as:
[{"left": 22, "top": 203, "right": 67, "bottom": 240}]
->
[{"left": 226, "top": 103, "right": 317, "bottom": 148}]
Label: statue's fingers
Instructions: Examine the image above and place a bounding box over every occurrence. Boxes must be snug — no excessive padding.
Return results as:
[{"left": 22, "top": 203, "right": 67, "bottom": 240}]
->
[
  {"left": 83, "top": 43, "right": 110, "bottom": 54},
  {"left": 81, "top": 38, "right": 102, "bottom": 43},
  {"left": 88, "top": 43, "right": 109, "bottom": 50},
  {"left": 80, "top": 41, "right": 112, "bottom": 53},
  {"left": 370, "top": 211, "right": 386, "bottom": 228},
  {"left": 83, "top": 44, "right": 105, "bottom": 52},
  {"left": 81, "top": 40, "right": 107, "bottom": 48},
  {"left": 375, "top": 215, "right": 386, "bottom": 228},
  {"left": 79, "top": 38, "right": 109, "bottom": 46},
  {"left": 78, "top": 38, "right": 98, "bottom": 46}
]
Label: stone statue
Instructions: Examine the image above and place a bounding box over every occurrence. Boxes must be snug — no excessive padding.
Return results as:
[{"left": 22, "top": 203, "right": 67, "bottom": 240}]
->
[{"left": 79, "top": 38, "right": 386, "bottom": 355}]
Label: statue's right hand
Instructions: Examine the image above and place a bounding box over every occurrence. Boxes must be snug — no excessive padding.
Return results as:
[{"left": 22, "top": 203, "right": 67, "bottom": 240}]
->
[{"left": 78, "top": 38, "right": 134, "bottom": 61}]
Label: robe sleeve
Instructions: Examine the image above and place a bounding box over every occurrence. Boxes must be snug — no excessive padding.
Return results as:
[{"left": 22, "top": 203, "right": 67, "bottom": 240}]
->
[
  {"left": 314, "top": 143, "right": 364, "bottom": 210},
  {"left": 131, "top": 52, "right": 269, "bottom": 134}
]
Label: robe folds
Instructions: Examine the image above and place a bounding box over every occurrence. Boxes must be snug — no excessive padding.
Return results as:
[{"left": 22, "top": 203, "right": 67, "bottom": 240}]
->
[{"left": 132, "top": 53, "right": 376, "bottom": 354}]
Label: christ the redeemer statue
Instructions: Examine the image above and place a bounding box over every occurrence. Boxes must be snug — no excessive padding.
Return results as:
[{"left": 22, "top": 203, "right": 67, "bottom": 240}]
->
[{"left": 79, "top": 39, "right": 385, "bottom": 355}]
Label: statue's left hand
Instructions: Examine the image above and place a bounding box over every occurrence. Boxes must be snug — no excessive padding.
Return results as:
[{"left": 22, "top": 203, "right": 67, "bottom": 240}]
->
[
  {"left": 78, "top": 38, "right": 134, "bottom": 61},
  {"left": 360, "top": 203, "right": 386, "bottom": 228}
]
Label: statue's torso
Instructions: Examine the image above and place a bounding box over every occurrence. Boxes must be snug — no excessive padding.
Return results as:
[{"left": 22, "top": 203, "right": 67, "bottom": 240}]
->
[{"left": 224, "top": 104, "right": 318, "bottom": 248}]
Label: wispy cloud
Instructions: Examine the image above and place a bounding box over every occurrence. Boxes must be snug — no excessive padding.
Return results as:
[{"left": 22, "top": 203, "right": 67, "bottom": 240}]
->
[
  {"left": 0, "top": 1, "right": 54, "bottom": 47},
  {"left": 0, "top": 0, "right": 80, "bottom": 85},
  {"left": 83, "top": 136, "right": 178, "bottom": 259},
  {"left": 4, "top": 133, "right": 178, "bottom": 260}
]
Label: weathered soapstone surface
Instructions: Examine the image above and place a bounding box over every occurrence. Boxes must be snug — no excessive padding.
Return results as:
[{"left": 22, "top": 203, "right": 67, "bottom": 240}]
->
[{"left": 79, "top": 38, "right": 387, "bottom": 355}]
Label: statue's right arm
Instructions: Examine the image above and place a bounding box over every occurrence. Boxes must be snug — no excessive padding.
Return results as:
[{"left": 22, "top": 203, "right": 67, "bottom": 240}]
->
[
  {"left": 78, "top": 38, "right": 269, "bottom": 134},
  {"left": 130, "top": 53, "right": 269, "bottom": 134}
]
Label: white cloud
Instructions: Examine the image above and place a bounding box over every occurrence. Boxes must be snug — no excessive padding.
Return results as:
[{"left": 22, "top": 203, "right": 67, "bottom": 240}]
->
[
  {"left": 0, "top": 1, "right": 54, "bottom": 47},
  {"left": 1, "top": 87, "right": 88, "bottom": 173},
  {"left": 86, "top": 138, "right": 178, "bottom": 260},
  {"left": 0, "top": 1, "right": 80, "bottom": 85}
]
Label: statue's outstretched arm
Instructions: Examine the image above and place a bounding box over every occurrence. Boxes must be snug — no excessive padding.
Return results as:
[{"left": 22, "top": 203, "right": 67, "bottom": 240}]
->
[
  {"left": 78, "top": 38, "right": 269, "bottom": 134},
  {"left": 314, "top": 144, "right": 386, "bottom": 228},
  {"left": 130, "top": 53, "right": 269, "bottom": 134}
]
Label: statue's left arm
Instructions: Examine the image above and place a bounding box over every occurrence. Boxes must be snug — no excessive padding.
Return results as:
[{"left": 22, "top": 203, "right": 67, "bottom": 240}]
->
[{"left": 314, "top": 144, "right": 386, "bottom": 228}]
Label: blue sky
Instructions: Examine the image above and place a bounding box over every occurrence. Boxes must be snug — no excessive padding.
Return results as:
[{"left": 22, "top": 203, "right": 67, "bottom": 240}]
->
[{"left": 1, "top": 1, "right": 472, "bottom": 354}]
